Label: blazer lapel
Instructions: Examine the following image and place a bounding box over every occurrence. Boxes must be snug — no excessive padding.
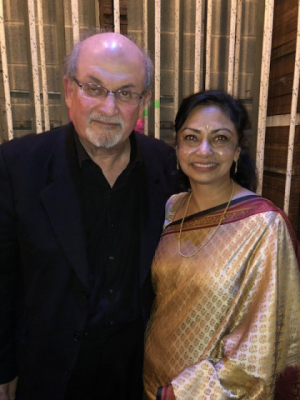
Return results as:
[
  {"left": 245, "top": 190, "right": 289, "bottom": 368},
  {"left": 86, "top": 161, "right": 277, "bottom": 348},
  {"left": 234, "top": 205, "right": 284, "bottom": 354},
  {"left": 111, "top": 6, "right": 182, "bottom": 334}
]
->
[
  {"left": 40, "top": 127, "right": 89, "bottom": 289},
  {"left": 137, "top": 146, "right": 168, "bottom": 287}
]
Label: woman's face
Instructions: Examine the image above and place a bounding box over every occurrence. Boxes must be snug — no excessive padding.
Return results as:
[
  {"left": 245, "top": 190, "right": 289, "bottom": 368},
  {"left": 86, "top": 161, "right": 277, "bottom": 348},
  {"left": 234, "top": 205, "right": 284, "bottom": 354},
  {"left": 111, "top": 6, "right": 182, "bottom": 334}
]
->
[{"left": 176, "top": 105, "right": 241, "bottom": 188}]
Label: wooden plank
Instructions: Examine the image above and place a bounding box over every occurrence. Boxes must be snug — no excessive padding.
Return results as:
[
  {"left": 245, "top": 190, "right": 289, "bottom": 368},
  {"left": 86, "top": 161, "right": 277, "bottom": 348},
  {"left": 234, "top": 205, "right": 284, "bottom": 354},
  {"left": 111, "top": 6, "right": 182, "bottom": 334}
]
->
[
  {"left": 265, "top": 126, "right": 300, "bottom": 144},
  {"left": 267, "top": 93, "right": 300, "bottom": 115},
  {"left": 268, "top": 72, "right": 294, "bottom": 98},
  {"left": 262, "top": 171, "right": 300, "bottom": 236},
  {"left": 99, "top": 0, "right": 127, "bottom": 32},
  {"left": 269, "top": 52, "right": 295, "bottom": 80},
  {"left": 271, "top": 39, "right": 296, "bottom": 61},
  {"left": 264, "top": 126, "right": 300, "bottom": 174},
  {"left": 272, "top": 0, "right": 298, "bottom": 49}
]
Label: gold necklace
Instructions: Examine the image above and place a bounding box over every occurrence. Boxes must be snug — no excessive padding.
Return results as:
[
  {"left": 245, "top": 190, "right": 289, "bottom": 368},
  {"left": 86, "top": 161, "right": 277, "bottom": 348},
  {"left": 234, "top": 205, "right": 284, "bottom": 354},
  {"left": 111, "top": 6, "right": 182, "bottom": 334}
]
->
[{"left": 178, "top": 180, "right": 234, "bottom": 258}]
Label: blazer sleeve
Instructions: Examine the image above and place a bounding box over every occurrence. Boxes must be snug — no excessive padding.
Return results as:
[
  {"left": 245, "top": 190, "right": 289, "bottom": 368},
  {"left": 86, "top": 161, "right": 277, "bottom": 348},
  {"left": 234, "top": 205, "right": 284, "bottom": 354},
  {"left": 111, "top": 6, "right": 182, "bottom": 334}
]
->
[{"left": 0, "top": 146, "right": 19, "bottom": 383}]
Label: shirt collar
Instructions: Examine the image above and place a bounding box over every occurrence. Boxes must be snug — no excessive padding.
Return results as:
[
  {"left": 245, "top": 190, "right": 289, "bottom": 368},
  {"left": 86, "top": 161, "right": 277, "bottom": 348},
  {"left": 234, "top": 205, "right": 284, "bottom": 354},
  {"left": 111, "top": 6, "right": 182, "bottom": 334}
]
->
[{"left": 73, "top": 130, "right": 142, "bottom": 170}]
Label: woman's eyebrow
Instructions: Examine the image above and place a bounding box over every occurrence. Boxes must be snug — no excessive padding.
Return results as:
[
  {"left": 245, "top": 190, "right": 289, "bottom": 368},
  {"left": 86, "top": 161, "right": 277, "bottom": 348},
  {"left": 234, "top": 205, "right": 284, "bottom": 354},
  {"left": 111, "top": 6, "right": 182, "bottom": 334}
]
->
[
  {"left": 211, "top": 128, "right": 233, "bottom": 135},
  {"left": 182, "top": 127, "right": 233, "bottom": 134},
  {"left": 181, "top": 127, "right": 201, "bottom": 134}
]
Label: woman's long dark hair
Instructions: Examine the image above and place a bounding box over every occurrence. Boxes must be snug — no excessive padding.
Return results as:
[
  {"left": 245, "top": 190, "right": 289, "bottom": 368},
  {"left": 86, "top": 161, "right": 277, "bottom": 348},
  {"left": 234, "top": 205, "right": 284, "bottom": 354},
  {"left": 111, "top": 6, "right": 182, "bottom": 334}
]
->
[{"left": 175, "top": 90, "right": 257, "bottom": 192}]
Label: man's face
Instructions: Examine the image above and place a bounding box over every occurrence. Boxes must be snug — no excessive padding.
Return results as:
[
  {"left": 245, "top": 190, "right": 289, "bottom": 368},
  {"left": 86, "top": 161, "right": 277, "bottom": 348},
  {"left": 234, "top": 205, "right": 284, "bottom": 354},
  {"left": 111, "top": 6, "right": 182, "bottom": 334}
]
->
[{"left": 64, "top": 33, "right": 151, "bottom": 151}]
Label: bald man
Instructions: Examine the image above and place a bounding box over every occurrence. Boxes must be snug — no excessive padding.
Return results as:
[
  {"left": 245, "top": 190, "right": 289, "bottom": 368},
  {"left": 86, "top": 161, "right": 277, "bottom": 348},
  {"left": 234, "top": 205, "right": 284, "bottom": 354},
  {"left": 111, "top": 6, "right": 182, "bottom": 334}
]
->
[{"left": 0, "top": 32, "right": 183, "bottom": 400}]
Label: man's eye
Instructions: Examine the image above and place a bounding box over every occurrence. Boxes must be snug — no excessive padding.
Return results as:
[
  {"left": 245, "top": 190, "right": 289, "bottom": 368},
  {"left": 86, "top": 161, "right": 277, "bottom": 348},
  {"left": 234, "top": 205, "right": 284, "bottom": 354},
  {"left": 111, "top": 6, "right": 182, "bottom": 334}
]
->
[
  {"left": 89, "top": 86, "right": 100, "bottom": 95},
  {"left": 86, "top": 84, "right": 102, "bottom": 96},
  {"left": 118, "top": 90, "right": 132, "bottom": 99}
]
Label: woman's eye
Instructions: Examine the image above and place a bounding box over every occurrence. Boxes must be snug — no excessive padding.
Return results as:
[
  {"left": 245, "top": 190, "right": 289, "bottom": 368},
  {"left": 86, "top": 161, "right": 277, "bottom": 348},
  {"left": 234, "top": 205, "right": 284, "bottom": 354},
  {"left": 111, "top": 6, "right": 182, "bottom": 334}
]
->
[
  {"left": 184, "top": 134, "right": 196, "bottom": 141},
  {"left": 214, "top": 135, "right": 228, "bottom": 141}
]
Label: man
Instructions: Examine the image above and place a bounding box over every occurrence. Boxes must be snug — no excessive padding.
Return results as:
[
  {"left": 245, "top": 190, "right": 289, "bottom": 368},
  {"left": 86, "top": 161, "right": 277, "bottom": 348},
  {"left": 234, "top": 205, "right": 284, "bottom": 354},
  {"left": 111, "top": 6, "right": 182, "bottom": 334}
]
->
[{"left": 0, "top": 32, "right": 183, "bottom": 400}]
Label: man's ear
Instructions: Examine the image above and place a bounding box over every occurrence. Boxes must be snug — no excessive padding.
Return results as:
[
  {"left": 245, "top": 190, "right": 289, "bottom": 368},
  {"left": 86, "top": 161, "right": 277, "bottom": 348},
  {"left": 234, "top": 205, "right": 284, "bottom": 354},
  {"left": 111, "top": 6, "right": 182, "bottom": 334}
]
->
[
  {"left": 143, "top": 91, "right": 152, "bottom": 105},
  {"left": 139, "top": 91, "right": 152, "bottom": 118},
  {"left": 63, "top": 77, "right": 74, "bottom": 108}
]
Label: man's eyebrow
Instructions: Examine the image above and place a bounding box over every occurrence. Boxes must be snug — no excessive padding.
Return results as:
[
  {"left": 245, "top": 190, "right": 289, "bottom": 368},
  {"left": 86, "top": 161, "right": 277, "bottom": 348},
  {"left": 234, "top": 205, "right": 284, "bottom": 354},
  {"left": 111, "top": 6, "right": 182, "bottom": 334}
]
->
[{"left": 86, "top": 76, "right": 136, "bottom": 90}]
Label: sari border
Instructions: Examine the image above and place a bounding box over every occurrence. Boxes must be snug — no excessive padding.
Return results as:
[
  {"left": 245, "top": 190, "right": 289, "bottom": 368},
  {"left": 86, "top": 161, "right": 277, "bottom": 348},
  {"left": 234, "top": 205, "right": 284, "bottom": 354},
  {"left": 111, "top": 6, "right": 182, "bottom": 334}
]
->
[{"left": 163, "top": 195, "right": 299, "bottom": 261}]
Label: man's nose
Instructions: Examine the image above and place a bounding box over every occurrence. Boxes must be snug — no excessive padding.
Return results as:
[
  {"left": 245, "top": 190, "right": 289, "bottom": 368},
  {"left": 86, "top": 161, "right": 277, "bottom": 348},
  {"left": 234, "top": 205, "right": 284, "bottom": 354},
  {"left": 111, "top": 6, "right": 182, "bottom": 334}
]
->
[{"left": 98, "top": 93, "right": 118, "bottom": 116}]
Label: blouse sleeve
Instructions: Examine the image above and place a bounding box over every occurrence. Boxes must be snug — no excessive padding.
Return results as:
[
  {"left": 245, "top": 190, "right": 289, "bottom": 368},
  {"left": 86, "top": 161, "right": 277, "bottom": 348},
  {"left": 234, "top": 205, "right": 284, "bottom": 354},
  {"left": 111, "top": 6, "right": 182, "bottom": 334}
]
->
[
  {"left": 168, "top": 214, "right": 300, "bottom": 399},
  {"left": 163, "top": 192, "right": 187, "bottom": 229}
]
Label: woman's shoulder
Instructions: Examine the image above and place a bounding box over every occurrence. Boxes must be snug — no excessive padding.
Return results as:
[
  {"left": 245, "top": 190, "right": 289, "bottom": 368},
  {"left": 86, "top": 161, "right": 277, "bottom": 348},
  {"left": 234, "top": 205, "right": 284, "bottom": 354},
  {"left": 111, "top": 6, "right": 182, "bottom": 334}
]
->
[
  {"left": 164, "top": 192, "right": 189, "bottom": 228},
  {"left": 166, "top": 192, "right": 188, "bottom": 207}
]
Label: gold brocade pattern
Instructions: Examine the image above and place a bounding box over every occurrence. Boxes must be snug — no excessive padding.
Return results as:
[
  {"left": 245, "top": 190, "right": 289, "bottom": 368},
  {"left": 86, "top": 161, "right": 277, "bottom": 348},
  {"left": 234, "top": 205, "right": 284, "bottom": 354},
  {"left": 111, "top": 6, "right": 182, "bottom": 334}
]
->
[{"left": 143, "top": 194, "right": 300, "bottom": 400}]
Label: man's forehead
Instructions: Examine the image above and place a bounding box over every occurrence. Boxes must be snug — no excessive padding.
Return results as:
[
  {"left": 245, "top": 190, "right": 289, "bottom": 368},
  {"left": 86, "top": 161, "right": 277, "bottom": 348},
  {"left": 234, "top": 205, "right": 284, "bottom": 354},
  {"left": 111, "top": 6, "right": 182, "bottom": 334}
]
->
[
  {"left": 77, "top": 34, "right": 145, "bottom": 84},
  {"left": 83, "top": 33, "right": 141, "bottom": 57}
]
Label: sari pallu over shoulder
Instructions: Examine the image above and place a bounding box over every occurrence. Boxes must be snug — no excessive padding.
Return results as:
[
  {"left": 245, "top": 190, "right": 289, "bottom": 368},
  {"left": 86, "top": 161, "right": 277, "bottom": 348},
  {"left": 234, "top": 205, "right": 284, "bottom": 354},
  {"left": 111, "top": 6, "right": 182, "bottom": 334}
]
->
[{"left": 163, "top": 194, "right": 300, "bottom": 265}]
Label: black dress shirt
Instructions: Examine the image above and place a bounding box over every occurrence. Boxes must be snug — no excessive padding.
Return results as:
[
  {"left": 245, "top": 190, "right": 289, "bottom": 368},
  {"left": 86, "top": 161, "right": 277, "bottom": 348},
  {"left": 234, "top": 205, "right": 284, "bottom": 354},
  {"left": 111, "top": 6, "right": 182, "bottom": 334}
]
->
[{"left": 75, "top": 133, "right": 143, "bottom": 335}]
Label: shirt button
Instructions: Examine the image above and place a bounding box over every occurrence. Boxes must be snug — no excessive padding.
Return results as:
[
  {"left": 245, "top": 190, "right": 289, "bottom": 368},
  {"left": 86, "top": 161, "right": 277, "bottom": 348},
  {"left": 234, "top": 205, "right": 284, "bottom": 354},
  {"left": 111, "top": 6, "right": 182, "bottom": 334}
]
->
[
  {"left": 109, "top": 320, "right": 114, "bottom": 326},
  {"left": 108, "top": 288, "right": 113, "bottom": 295},
  {"left": 109, "top": 256, "right": 114, "bottom": 261},
  {"left": 73, "top": 331, "right": 81, "bottom": 342},
  {"left": 82, "top": 290, "right": 89, "bottom": 300}
]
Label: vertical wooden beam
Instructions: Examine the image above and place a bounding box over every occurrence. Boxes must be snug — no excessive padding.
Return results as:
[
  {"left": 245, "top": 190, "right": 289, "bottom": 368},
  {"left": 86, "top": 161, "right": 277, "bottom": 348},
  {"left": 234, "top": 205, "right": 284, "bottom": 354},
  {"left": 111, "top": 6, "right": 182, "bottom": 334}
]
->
[
  {"left": 143, "top": 0, "right": 149, "bottom": 135},
  {"left": 256, "top": 0, "right": 274, "bottom": 195},
  {"left": 251, "top": 0, "right": 265, "bottom": 162},
  {"left": 113, "top": 0, "right": 120, "bottom": 33},
  {"left": 154, "top": 0, "right": 161, "bottom": 139},
  {"left": 205, "top": 0, "right": 212, "bottom": 89},
  {"left": 194, "top": 0, "right": 203, "bottom": 93},
  {"left": 174, "top": 0, "right": 184, "bottom": 118},
  {"left": 0, "top": 0, "right": 13, "bottom": 140},
  {"left": 227, "top": 0, "right": 237, "bottom": 95},
  {"left": 37, "top": 0, "right": 50, "bottom": 131},
  {"left": 26, "top": 0, "right": 43, "bottom": 133},
  {"left": 71, "top": 0, "right": 80, "bottom": 43},
  {"left": 233, "top": 0, "right": 242, "bottom": 97},
  {"left": 284, "top": 0, "right": 300, "bottom": 214},
  {"left": 55, "top": 0, "right": 69, "bottom": 125}
]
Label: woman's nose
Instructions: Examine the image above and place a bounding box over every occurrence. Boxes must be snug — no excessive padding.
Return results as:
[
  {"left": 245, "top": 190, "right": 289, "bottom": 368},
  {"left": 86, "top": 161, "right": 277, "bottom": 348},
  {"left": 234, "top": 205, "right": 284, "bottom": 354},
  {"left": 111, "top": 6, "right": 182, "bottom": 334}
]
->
[{"left": 195, "top": 139, "right": 213, "bottom": 155}]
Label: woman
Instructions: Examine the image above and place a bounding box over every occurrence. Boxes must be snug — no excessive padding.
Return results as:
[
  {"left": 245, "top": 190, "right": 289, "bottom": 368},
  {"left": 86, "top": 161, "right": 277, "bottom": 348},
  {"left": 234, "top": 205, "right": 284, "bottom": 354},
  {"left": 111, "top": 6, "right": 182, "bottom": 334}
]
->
[{"left": 143, "top": 90, "right": 300, "bottom": 399}]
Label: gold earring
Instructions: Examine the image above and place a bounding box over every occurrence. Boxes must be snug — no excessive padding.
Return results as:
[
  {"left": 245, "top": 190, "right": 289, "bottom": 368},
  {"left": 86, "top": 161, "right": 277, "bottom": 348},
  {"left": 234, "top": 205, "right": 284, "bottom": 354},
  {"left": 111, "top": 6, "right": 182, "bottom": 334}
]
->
[
  {"left": 234, "top": 160, "right": 238, "bottom": 174},
  {"left": 177, "top": 158, "right": 180, "bottom": 170}
]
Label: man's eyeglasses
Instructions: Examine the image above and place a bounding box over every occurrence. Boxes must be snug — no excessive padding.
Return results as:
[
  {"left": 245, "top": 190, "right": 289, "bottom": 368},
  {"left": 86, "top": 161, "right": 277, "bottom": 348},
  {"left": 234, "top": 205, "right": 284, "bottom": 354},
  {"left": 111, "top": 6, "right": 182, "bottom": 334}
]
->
[{"left": 73, "top": 78, "right": 144, "bottom": 107}]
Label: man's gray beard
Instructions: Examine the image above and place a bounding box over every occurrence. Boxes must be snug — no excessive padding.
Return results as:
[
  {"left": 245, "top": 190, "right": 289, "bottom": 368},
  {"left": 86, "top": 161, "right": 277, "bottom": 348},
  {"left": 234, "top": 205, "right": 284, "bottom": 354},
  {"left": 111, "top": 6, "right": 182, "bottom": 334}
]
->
[
  {"left": 87, "top": 113, "right": 125, "bottom": 148},
  {"left": 86, "top": 127, "right": 123, "bottom": 149}
]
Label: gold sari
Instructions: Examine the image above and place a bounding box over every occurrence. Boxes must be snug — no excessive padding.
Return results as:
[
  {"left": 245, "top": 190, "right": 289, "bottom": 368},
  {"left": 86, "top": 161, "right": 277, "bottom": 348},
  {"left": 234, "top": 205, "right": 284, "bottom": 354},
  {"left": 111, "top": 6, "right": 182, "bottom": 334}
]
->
[{"left": 143, "top": 194, "right": 300, "bottom": 400}]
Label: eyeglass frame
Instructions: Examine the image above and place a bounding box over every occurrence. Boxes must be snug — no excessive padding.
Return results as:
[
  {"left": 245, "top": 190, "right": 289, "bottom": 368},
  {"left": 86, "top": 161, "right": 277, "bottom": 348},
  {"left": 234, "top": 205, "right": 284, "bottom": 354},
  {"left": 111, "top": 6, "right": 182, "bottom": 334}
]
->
[{"left": 73, "top": 77, "right": 145, "bottom": 107}]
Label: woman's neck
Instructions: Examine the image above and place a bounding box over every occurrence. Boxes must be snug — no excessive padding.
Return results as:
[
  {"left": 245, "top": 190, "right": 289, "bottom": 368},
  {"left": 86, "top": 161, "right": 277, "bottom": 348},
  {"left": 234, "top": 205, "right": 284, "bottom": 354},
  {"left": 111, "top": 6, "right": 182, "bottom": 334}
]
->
[{"left": 189, "top": 179, "right": 235, "bottom": 213}]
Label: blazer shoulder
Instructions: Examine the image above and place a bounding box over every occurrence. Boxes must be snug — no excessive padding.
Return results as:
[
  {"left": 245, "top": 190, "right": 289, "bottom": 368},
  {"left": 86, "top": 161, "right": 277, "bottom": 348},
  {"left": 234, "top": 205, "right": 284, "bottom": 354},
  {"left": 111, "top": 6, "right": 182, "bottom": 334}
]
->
[
  {"left": 135, "top": 131, "right": 175, "bottom": 160},
  {"left": 0, "top": 124, "right": 72, "bottom": 159}
]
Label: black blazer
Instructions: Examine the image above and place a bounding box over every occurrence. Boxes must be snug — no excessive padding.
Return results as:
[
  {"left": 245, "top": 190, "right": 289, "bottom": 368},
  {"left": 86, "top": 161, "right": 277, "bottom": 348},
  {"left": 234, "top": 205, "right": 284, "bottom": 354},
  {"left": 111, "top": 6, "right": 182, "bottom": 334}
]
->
[{"left": 0, "top": 123, "right": 182, "bottom": 399}]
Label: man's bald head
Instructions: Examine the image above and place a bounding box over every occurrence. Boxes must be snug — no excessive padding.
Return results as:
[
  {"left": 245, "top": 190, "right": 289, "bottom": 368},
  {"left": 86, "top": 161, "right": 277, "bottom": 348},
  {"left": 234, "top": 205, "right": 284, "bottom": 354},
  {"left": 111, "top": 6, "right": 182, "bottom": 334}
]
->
[{"left": 64, "top": 31, "right": 153, "bottom": 92}]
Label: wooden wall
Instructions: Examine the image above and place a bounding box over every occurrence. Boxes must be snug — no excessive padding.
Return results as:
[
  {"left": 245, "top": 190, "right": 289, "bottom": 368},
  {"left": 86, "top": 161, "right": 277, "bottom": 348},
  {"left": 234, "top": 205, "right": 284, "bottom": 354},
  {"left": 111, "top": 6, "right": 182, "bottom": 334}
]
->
[
  {"left": 98, "top": 0, "right": 128, "bottom": 33},
  {"left": 263, "top": 0, "right": 300, "bottom": 239}
]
